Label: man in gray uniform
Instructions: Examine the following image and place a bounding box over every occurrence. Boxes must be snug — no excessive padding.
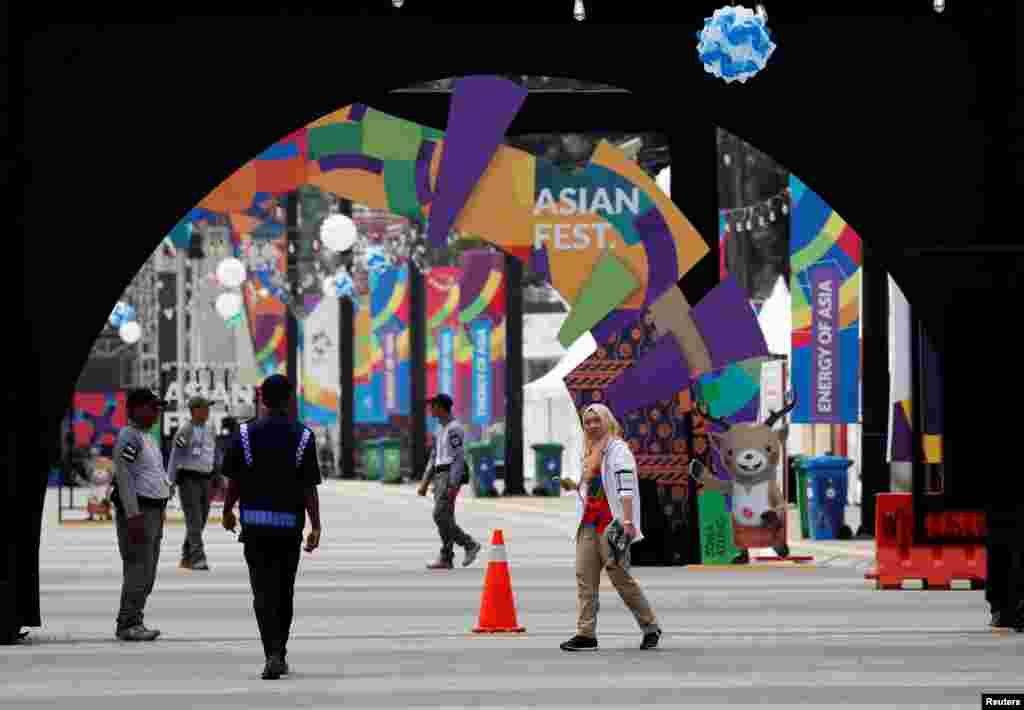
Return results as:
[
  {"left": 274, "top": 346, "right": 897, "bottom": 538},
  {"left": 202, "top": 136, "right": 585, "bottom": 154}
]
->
[
  {"left": 110, "top": 388, "right": 171, "bottom": 642},
  {"left": 168, "top": 396, "right": 217, "bottom": 570},
  {"left": 417, "top": 394, "right": 482, "bottom": 570}
]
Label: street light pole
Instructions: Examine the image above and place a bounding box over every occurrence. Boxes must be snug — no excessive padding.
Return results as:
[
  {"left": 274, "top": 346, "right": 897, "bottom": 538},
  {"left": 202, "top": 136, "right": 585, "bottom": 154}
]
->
[{"left": 176, "top": 249, "right": 186, "bottom": 411}]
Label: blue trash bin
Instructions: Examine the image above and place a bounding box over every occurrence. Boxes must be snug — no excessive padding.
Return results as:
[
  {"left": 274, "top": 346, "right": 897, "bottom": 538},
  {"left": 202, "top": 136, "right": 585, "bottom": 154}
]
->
[
  {"left": 466, "top": 441, "right": 498, "bottom": 497},
  {"left": 532, "top": 443, "right": 564, "bottom": 496},
  {"left": 804, "top": 455, "right": 852, "bottom": 540}
]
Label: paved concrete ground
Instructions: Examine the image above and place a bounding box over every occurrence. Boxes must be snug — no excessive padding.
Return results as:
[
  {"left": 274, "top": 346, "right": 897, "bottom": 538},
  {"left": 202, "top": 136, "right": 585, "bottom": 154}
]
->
[{"left": 4, "top": 482, "right": 1021, "bottom": 709}]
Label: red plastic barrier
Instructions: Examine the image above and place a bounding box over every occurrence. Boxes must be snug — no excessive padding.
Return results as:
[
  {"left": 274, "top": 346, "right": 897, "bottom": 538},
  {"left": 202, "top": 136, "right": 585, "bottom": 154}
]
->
[{"left": 874, "top": 493, "right": 987, "bottom": 589}]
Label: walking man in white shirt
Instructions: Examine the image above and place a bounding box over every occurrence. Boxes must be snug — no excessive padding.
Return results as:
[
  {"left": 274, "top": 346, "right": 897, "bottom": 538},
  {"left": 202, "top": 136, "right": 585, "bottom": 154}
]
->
[{"left": 417, "top": 394, "right": 482, "bottom": 570}]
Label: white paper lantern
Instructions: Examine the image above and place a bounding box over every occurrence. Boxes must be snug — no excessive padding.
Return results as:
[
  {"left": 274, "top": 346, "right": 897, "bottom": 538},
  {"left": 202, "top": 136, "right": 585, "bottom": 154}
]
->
[
  {"left": 216, "top": 257, "right": 247, "bottom": 289},
  {"left": 215, "top": 291, "right": 243, "bottom": 320},
  {"left": 320, "top": 214, "right": 358, "bottom": 252},
  {"left": 119, "top": 321, "right": 142, "bottom": 344}
]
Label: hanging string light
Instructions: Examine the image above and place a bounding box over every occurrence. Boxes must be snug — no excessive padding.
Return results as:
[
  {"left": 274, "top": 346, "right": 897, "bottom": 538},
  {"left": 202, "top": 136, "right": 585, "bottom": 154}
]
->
[{"left": 720, "top": 185, "right": 793, "bottom": 235}]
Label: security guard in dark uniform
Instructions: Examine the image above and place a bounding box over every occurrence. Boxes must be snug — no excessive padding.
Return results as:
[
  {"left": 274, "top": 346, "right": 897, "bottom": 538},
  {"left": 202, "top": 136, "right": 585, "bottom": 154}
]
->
[
  {"left": 221, "top": 375, "right": 323, "bottom": 679},
  {"left": 985, "top": 503, "right": 1024, "bottom": 631}
]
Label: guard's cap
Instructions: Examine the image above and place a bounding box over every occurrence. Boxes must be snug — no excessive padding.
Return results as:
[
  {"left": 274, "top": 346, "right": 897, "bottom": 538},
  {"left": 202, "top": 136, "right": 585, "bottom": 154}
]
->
[
  {"left": 126, "top": 388, "right": 167, "bottom": 410},
  {"left": 428, "top": 393, "right": 453, "bottom": 411}
]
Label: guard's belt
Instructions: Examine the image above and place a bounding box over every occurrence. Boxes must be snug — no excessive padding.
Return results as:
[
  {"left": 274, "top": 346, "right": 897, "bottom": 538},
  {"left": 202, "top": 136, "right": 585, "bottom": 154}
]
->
[{"left": 435, "top": 464, "right": 452, "bottom": 472}]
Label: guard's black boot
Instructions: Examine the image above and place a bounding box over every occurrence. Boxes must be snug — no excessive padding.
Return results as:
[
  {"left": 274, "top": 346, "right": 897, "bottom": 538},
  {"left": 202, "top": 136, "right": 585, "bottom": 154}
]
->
[
  {"left": 990, "top": 609, "right": 1009, "bottom": 628},
  {"left": 262, "top": 654, "right": 286, "bottom": 680}
]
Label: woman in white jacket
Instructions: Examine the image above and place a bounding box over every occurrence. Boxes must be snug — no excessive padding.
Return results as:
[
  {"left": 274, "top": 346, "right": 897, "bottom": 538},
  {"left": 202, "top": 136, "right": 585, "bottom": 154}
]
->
[{"left": 558, "top": 403, "right": 662, "bottom": 652}]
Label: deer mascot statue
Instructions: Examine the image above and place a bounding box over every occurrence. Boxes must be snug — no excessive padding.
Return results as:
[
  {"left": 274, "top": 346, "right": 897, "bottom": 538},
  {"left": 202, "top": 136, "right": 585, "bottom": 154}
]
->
[{"left": 696, "top": 396, "right": 797, "bottom": 564}]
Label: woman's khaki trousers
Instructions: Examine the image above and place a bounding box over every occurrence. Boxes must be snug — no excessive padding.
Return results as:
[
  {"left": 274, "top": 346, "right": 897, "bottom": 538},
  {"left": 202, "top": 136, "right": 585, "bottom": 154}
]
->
[{"left": 575, "top": 526, "right": 659, "bottom": 638}]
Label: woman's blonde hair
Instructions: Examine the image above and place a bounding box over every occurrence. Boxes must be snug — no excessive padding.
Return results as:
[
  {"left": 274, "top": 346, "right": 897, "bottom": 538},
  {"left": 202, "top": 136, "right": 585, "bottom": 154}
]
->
[{"left": 580, "top": 403, "right": 623, "bottom": 478}]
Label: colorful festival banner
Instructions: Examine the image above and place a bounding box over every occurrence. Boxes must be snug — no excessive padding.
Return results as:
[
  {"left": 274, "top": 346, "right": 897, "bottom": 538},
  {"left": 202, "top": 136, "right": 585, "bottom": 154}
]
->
[
  {"left": 229, "top": 217, "right": 288, "bottom": 379},
  {"left": 425, "top": 267, "right": 462, "bottom": 407},
  {"left": 789, "top": 175, "right": 861, "bottom": 423},
  {"left": 370, "top": 266, "right": 411, "bottom": 417},
  {"left": 299, "top": 293, "right": 340, "bottom": 427},
  {"left": 457, "top": 250, "right": 506, "bottom": 437},
  {"left": 354, "top": 300, "right": 386, "bottom": 423}
]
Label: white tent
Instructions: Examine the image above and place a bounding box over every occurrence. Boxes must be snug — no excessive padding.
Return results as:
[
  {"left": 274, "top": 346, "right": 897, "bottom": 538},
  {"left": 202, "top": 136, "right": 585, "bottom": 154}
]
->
[
  {"left": 656, "top": 166, "right": 671, "bottom": 197},
  {"left": 522, "top": 332, "right": 597, "bottom": 487},
  {"left": 757, "top": 274, "right": 791, "bottom": 357}
]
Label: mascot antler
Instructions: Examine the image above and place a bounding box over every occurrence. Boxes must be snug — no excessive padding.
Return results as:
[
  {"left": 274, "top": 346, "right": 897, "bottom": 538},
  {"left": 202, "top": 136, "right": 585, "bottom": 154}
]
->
[
  {"left": 764, "top": 394, "right": 797, "bottom": 429},
  {"left": 695, "top": 399, "right": 732, "bottom": 431}
]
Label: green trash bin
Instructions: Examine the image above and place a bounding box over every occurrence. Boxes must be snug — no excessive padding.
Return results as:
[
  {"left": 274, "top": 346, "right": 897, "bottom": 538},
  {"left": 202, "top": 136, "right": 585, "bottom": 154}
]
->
[
  {"left": 465, "top": 441, "right": 498, "bottom": 497},
  {"left": 531, "top": 443, "right": 564, "bottom": 496},
  {"left": 379, "top": 438, "right": 403, "bottom": 484},
  {"left": 360, "top": 439, "right": 382, "bottom": 481},
  {"left": 793, "top": 455, "right": 811, "bottom": 540}
]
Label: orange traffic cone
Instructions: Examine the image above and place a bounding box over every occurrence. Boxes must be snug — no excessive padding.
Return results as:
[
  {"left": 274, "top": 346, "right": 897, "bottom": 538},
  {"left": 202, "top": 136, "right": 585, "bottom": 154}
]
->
[{"left": 472, "top": 529, "right": 526, "bottom": 633}]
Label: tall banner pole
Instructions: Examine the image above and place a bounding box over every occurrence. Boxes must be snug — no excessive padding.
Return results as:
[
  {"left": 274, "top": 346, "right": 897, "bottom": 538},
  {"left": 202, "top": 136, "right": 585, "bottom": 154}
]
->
[
  {"left": 286, "top": 192, "right": 299, "bottom": 420},
  {"left": 337, "top": 198, "right": 355, "bottom": 479},
  {"left": 409, "top": 259, "right": 427, "bottom": 482},
  {"left": 503, "top": 251, "right": 526, "bottom": 495},
  {"left": 859, "top": 239, "right": 889, "bottom": 537}
]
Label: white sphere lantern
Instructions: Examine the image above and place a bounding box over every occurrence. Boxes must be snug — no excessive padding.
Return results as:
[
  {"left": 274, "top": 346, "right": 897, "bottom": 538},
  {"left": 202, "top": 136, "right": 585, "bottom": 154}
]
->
[
  {"left": 320, "top": 213, "right": 358, "bottom": 252},
  {"left": 215, "top": 291, "right": 244, "bottom": 320},
  {"left": 216, "top": 257, "right": 247, "bottom": 289},
  {"left": 119, "top": 321, "right": 142, "bottom": 344}
]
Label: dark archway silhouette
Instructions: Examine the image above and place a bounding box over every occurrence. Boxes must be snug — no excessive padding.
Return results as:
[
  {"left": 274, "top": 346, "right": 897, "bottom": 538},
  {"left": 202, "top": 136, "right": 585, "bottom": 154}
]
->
[{"left": 15, "top": 11, "right": 1005, "bottom": 641}]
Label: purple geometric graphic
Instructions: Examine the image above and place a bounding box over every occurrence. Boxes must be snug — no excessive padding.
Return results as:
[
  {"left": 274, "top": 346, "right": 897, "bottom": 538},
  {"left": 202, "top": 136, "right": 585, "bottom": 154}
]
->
[
  {"left": 689, "top": 276, "right": 769, "bottom": 370},
  {"left": 319, "top": 154, "right": 384, "bottom": 174},
  {"left": 426, "top": 76, "right": 529, "bottom": 248},
  {"left": 605, "top": 334, "right": 693, "bottom": 422},
  {"left": 890, "top": 402, "right": 912, "bottom": 463}
]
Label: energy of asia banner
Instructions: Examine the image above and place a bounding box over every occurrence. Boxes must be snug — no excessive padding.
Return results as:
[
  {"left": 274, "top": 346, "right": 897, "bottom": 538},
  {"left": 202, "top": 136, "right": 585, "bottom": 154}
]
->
[{"left": 789, "top": 175, "right": 861, "bottom": 424}]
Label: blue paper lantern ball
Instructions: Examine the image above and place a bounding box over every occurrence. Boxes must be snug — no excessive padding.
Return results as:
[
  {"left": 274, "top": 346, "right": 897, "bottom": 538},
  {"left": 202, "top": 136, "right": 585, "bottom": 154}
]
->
[
  {"left": 697, "top": 5, "right": 777, "bottom": 84},
  {"left": 109, "top": 301, "right": 136, "bottom": 329}
]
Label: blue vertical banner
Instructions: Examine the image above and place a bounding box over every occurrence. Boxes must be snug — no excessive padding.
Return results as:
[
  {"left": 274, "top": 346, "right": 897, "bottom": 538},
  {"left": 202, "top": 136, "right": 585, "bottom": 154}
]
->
[
  {"left": 438, "top": 327, "right": 455, "bottom": 399},
  {"left": 470, "top": 320, "right": 493, "bottom": 426}
]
